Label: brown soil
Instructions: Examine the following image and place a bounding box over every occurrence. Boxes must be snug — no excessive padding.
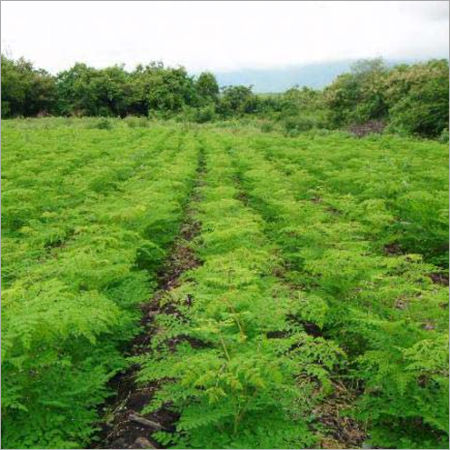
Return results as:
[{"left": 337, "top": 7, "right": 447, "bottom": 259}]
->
[
  {"left": 349, "top": 120, "right": 386, "bottom": 138},
  {"left": 92, "top": 155, "right": 205, "bottom": 449},
  {"left": 93, "top": 225, "right": 201, "bottom": 449},
  {"left": 315, "top": 381, "right": 367, "bottom": 449},
  {"left": 429, "top": 272, "right": 449, "bottom": 286},
  {"left": 384, "top": 242, "right": 403, "bottom": 255}
]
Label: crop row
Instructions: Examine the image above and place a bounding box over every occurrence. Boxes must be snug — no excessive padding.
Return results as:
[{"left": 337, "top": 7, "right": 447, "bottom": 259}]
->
[
  {"left": 246, "top": 132, "right": 448, "bottom": 267},
  {"left": 223, "top": 131, "right": 449, "bottom": 448},
  {"left": 2, "top": 126, "right": 174, "bottom": 286},
  {"left": 2, "top": 126, "right": 200, "bottom": 449},
  {"left": 3, "top": 122, "right": 448, "bottom": 449},
  {"left": 135, "top": 133, "right": 343, "bottom": 449}
]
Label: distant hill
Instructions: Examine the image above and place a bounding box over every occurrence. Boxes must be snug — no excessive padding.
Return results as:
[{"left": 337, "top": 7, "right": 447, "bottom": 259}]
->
[{"left": 213, "top": 58, "right": 426, "bottom": 93}]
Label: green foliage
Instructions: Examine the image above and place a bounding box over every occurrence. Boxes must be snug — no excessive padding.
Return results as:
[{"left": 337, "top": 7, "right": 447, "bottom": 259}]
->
[
  {"left": 2, "top": 119, "right": 448, "bottom": 448},
  {"left": 324, "top": 58, "right": 388, "bottom": 127},
  {"left": 147, "top": 66, "right": 197, "bottom": 112},
  {"left": 195, "top": 72, "right": 219, "bottom": 104},
  {"left": 439, "top": 128, "right": 449, "bottom": 144},
  {"left": 135, "top": 135, "right": 343, "bottom": 448},
  {"left": 227, "top": 129, "right": 448, "bottom": 448},
  {"left": 1, "top": 55, "right": 56, "bottom": 117},
  {"left": 184, "top": 104, "right": 217, "bottom": 123},
  {"left": 218, "top": 85, "right": 259, "bottom": 117},
  {"left": 56, "top": 63, "right": 130, "bottom": 117},
  {"left": 356, "top": 334, "right": 449, "bottom": 449},
  {"left": 2, "top": 55, "right": 448, "bottom": 139},
  {"left": 324, "top": 58, "right": 449, "bottom": 138},
  {"left": 2, "top": 122, "right": 200, "bottom": 448},
  {"left": 259, "top": 121, "right": 274, "bottom": 133},
  {"left": 94, "top": 118, "right": 113, "bottom": 129},
  {"left": 385, "top": 60, "right": 449, "bottom": 138},
  {"left": 124, "top": 115, "right": 150, "bottom": 128},
  {"left": 1, "top": 58, "right": 221, "bottom": 119},
  {"left": 283, "top": 116, "right": 317, "bottom": 135}
]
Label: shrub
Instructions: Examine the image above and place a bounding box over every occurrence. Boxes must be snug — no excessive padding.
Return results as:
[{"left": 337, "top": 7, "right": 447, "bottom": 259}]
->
[
  {"left": 283, "top": 116, "right": 316, "bottom": 135},
  {"left": 95, "top": 118, "right": 113, "bottom": 130},
  {"left": 385, "top": 60, "right": 449, "bottom": 138},
  {"left": 124, "top": 115, "right": 149, "bottom": 128},
  {"left": 439, "top": 128, "right": 449, "bottom": 144},
  {"left": 260, "top": 121, "right": 274, "bottom": 133},
  {"left": 193, "top": 104, "right": 216, "bottom": 123}
]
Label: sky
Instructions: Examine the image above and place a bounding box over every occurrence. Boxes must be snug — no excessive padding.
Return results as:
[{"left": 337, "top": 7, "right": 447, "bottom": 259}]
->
[{"left": 1, "top": 1, "right": 449, "bottom": 74}]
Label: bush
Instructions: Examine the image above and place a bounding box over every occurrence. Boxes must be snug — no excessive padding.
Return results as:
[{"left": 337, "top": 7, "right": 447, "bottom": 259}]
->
[
  {"left": 95, "top": 118, "right": 113, "bottom": 130},
  {"left": 283, "top": 116, "right": 316, "bottom": 135},
  {"left": 324, "top": 59, "right": 388, "bottom": 128},
  {"left": 218, "top": 85, "right": 259, "bottom": 117},
  {"left": 1, "top": 56, "right": 57, "bottom": 118},
  {"left": 124, "top": 116, "right": 149, "bottom": 128},
  {"left": 323, "top": 58, "right": 449, "bottom": 139},
  {"left": 439, "top": 128, "right": 449, "bottom": 144},
  {"left": 385, "top": 60, "right": 449, "bottom": 138},
  {"left": 260, "top": 121, "right": 274, "bottom": 133},
  {"left": 192, "top": 104, "right": 216, "bottom": 123}
]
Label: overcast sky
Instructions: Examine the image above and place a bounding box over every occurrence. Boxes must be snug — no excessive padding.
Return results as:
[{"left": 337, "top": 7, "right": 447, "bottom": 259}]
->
[{"left": 1, "top": 1, "right": 448, "bottom": 74}]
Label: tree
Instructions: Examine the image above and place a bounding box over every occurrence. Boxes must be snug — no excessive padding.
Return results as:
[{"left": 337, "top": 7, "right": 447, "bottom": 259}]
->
[
  {"left": 147, "top": 65, "right": 197, "bottom": 112},
  {"left": 1, "top": 56, "right": 56, "bottom": 117},
  {"left": 324, "top": 58, "right": 388, "bottom": 127},
  {"left": 218, "top": 85, "right": 258, "bottom": 117},
  {"left": 56, "top": 63, "right": 131, "bottom": 117},
  {"left": 93, "top": 65, "right": 130, "bottom": 117},
  {"left": 386, "top": 59, "right": 449, "bottom": 137},
  {"left": 56, "top": 63, "right": 100, "bottom": 116},
  {"left": 195, "top": 72, "right": 219, "bottom": 104}
]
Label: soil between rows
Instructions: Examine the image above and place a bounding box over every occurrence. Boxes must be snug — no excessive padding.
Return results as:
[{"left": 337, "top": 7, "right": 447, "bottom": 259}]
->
[
  {"left": 93, "top": 144, "right": 367, "bottom": 449},
  {"left": 92, "top": 153, "right": 205, "bottom": 450}
]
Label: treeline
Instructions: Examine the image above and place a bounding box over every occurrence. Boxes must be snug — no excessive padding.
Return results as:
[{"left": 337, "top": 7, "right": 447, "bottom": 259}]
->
[
  {"left": 0, "top": 56, "right": 255, "bottom": 121},
  {"left": 324, "top": 58, "right": 449, "bottom": 138},
  {"left": 1, "top": 55, "right": 448, "bottom": 138}
]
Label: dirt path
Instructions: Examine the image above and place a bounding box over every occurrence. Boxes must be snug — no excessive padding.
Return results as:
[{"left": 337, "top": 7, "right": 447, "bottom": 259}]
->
[{"left": 92, "top": 147, "right": 206, "bottom": 450}]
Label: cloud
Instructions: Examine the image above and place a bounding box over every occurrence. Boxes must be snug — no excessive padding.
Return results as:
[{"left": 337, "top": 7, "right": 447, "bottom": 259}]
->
[
  {"left": 398, "top": 1, "right": 449, "bottom": 22},
  {"left": 1, "top": 1, "right": 448, "bottom": 73}
]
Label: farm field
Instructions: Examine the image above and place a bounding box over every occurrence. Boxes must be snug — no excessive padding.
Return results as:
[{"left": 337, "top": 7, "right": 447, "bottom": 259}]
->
[{"left": 2, "top": 118, "right": 449, "bottom": 449}]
